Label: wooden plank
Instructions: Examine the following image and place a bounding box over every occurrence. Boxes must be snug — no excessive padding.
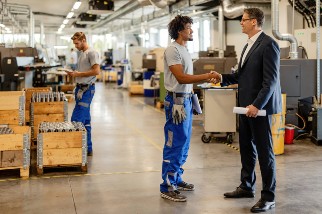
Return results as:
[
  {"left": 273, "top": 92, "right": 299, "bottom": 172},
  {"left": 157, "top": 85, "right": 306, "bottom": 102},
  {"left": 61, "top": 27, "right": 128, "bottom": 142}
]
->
[
  {"left": 1, "top": 150, "right": 23, "bottom": 167},
  {"left": 42, "top": 148, "right": 82, "bottom": 166},
  {"left": 41, "top": 132, "right": 83, "bottom": 149},
  {"left": 0, "top": 91, "right": 24, "bottom": 110},
  {"left": 0, "top": 134, "right": 24, "bottom": 150},
  {"left": 32, "top": 102, "right": 65, "bottom": 114},
  {"left": 9, "top": 125, "right": 30, "bottom": 135},
  {"left": 32, "top": 114, "right": 65, "bottom": 139},
  {"left": 0, "top": 110, "right": 20, "bottom": 125}
]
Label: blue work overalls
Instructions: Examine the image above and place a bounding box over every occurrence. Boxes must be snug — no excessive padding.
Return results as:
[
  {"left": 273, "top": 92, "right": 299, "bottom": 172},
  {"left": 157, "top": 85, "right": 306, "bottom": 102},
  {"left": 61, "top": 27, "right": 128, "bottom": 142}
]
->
[
  {"left": 71, "top": 84, "right": 95, "bottom": 152},
  {"left": 160, "top": 93, "right": 193, "bottom": 193}
]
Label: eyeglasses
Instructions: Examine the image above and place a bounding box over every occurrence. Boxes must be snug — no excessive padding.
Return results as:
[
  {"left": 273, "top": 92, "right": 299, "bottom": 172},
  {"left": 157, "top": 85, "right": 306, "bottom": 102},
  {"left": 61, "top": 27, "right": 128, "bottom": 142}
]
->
[{"left": 240, "top": 18, "right": 253, "bottom": 22}]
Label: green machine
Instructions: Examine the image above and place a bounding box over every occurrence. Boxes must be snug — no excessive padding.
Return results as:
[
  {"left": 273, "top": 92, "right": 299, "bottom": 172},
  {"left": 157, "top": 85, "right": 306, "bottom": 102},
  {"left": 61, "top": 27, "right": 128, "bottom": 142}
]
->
[{"left": 159, "top": 72, "right": 166, "bottom": 102}]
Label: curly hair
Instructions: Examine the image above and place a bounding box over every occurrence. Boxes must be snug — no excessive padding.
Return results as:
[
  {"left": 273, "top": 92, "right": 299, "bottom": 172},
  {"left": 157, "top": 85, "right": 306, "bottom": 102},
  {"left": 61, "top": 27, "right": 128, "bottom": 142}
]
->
[
  {"left": 168, "top": 15, "right": 193, "bottom": 40},
  {"left": 244, "top": 8, "right": 265, "bottom": 28}
]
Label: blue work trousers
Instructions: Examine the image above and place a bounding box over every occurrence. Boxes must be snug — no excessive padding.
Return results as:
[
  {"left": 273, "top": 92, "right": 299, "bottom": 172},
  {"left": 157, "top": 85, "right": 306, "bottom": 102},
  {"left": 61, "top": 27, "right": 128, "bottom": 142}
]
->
[
  {"left": 71, "top": 84, "right": 95, "bottom": 152},
  {"left": 160, "top": 94, "right": 193, "bottom": 193}
]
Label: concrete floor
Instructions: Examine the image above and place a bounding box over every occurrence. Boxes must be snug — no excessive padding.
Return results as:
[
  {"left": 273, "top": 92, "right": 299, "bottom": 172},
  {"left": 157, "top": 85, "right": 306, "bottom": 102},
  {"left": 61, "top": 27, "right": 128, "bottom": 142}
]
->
[{"left": 1, "top": 82, "right": 322, "bottom": 214}]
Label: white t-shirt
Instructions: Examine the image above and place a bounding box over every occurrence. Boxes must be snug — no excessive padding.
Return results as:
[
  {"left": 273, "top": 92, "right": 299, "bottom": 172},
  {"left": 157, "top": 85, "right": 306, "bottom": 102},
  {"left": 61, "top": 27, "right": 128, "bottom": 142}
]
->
[{"left": 164, "top": 41, "right": 193, "bottom": 93}]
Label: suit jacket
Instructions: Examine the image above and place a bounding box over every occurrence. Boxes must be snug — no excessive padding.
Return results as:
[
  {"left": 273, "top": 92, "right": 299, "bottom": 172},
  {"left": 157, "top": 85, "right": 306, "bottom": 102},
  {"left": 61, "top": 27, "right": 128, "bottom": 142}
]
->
[{"left": 222, "top": 32, "right": 282, "bottom": 115}]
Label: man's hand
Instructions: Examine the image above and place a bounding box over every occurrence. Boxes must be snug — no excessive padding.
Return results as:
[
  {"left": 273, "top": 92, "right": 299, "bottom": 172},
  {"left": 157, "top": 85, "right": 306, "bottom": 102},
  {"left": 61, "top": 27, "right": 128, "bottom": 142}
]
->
[
  {"left": 246, "top": 104, "right": 259, "bottom": 118},
  {"left": 208, "top": 71, "right": 221, "bottom": 83},
  {"left": 66, "top": 70, "right": 78, "bottom": 77}
]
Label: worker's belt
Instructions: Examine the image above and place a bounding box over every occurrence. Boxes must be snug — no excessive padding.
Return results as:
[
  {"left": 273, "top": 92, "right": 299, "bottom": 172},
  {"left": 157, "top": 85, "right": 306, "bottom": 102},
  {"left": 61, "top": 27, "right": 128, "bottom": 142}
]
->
[
  {"left": 167, "top": 91, "right": 192, "bottom": 98},
  {"left": 76, "top": 83, "right": 95, "bottom": 87}
]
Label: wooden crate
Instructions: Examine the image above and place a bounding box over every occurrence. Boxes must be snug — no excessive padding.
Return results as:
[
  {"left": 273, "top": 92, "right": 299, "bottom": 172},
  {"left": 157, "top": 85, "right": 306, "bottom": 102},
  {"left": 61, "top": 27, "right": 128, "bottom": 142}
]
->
[
  {"left": 30, "top": 101, "right": 68, "bottom": 140},
  {"left": 0, "top": 91, "right": 25, "bottom": 125},
  {"left": 0, "top": 125, "right": 30, "bottom": 178},
  {"left": 37, "top": 131, "right": 87, "bottom": 175},
  {"left": 24, "top": 87, "right": 52, "bottom": 123},
  {"left": 129, "top": 84, "right": 144, "bottom": 96},
  {"left": 60, "top": 85, "right": 75, "bottom": 94}
]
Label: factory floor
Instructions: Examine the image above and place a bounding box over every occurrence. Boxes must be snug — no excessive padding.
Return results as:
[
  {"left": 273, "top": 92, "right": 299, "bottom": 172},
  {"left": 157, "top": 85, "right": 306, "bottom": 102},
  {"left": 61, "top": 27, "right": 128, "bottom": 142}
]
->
[{"left": 1, "top": 82, "right": 322, "bottom": 214}]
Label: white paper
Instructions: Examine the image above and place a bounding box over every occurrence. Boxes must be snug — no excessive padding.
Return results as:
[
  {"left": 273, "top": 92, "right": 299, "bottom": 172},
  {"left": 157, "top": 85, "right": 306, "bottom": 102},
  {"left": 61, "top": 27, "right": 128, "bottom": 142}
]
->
[
  {"left": 192, "top": 94, "right": 202, "bottom": 114},
  {"left": 233, "top": 107, "right": 266, "bottom": 116}
]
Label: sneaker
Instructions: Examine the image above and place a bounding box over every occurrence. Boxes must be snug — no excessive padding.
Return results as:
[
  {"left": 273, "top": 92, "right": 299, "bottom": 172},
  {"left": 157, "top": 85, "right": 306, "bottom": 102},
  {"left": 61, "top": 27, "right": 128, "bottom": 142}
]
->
[
  {"left": 177, "top": 181, "right": 195, "bottom": 191},
  {"left": 160, "top": 191, "right": 187, "bottom": 202}
]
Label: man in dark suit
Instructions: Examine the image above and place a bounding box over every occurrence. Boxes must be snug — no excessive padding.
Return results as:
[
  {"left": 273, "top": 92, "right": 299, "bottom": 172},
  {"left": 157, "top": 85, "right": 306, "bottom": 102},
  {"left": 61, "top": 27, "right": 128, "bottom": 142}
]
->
[{"left": 211, "top": 8, "right": 282, "bottom": 213}]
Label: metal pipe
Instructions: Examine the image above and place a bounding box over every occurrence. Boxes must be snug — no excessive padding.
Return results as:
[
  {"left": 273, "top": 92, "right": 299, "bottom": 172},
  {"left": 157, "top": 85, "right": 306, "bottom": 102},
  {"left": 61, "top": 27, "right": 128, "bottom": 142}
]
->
[
  {"left": 29, "top": 8, "right": 34, "bottom": 47},
  {"left": 218, "top": 5, "right": 224, "bottom": 58},
  {"left": 222, "top": 0, "right": 270, "bottom": 19},
  {"left": 271, "top": 0, "right": 298, "bottom": 59},
  {"left": 316, "top": 0, "right": 320, "bottom": 104}
]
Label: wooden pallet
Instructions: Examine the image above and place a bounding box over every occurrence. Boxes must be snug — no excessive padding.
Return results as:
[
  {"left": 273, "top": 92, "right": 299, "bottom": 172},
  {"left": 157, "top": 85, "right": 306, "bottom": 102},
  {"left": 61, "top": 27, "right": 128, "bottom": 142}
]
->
[
  {"left": 0, "top": 166, "right": 29, "bottom": 179},
  {"left": 129, "top": 84, "right": 144, "bottom": 96},
  {"left": 155, "top": 101, "right": 164, "bottom": 109},
  {"left": 37, "top": 130, "right": 87, "bottom": 175},
  {"left": 0, "top": 125, "right": 31, "bottom": 178}
]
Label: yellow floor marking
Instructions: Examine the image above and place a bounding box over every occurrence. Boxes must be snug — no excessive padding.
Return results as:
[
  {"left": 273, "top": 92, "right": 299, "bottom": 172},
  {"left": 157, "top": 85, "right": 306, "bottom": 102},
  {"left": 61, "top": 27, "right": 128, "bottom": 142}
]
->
[{"left": 0, "top": 169, "right": 161, "bottom": 182}]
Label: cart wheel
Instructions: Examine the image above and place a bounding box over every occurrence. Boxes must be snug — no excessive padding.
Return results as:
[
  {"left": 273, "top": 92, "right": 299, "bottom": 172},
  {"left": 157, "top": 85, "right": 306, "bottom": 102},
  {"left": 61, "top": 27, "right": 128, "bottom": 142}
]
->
[
  {"left": 201, "top": 134, "right": 211, "bottom": 143},
  {"left": 227, "top": 134, "right": 233, "bottom": 144}
]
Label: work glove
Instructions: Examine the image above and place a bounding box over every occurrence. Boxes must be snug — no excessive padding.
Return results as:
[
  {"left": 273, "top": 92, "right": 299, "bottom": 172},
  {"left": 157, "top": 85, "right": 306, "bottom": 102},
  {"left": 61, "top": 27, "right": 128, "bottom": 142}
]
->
[
  {"left": 76, "top": 89, "right": 84, "bottom": 100},
  {"left": 172, "top": 104, "right": 187, "bottom": 125}
]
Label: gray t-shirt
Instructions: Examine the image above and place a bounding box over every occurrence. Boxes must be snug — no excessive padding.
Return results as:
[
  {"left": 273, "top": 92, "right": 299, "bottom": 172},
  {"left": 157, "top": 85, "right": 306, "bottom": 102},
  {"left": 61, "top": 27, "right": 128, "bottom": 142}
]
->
[
  {"left": 76, "top": 48, "right": 100, "bottom": 84},
  {"left": 164, "top": 41, "right": 193, "bottom": 93}
]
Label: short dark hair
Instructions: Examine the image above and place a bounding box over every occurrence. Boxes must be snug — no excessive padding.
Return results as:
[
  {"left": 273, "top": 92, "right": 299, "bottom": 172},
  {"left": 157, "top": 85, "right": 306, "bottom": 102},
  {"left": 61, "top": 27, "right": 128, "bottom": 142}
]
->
[
  {"left": 244, "top": 8, "right": 265, "bottom": 27},
  {"left": 168, "top": 15, "right": 193, "bottom": 40},
  {"left": 71, "top": 32, "right": 86, "bottom": 41}
]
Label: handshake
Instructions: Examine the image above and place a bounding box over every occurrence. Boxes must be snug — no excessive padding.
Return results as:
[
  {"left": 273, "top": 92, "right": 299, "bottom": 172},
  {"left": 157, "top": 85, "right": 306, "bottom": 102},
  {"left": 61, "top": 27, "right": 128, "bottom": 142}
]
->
[{"left": 207, "top": 71, "right": 221, "bottom": 84}]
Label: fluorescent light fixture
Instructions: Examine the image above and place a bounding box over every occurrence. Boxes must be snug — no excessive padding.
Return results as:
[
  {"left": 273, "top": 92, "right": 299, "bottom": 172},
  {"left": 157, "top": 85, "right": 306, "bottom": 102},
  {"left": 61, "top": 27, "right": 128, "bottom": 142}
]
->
[
  {"left": 63, "top": 19, "right": 69, "bottom": 25},
  {"left": 66, "top": 12, "right": 74, "bottom": 19},
  {"left": 0, "top": 24, "right": 5, "bottom": 28},
  {"left": 60, "top": 24, "right": 66, "bottom": 28},
  {"left": 73, "top": 1, "right": 82, "bottom": 10}
]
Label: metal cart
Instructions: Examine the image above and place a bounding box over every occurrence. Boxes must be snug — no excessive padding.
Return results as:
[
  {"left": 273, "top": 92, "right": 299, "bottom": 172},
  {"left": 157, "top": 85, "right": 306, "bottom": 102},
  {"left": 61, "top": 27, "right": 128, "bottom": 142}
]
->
[{"left": 201, "top": 87, "right": 237, "bottom": 144}]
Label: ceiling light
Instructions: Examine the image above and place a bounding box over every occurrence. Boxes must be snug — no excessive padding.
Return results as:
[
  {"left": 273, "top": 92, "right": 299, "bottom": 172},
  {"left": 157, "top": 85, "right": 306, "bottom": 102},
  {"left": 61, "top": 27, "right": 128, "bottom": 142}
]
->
[
  {"left": 60, "top": 24, "right": 66, "bottom": 28},
  {"left": 73, "top": 1, "right": 82, "bottom": 10},
  {"left": 67, "top": 12, "right": 74, "bottom": 19},
  {"left": 63, "top": 19, "right": 69, "bottom": 25}
]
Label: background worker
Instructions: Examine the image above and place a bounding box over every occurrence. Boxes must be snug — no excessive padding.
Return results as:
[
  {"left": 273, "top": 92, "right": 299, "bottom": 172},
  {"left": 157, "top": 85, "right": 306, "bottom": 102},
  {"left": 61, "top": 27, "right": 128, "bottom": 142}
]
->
[
  {"left": 69, "top": 48, "right": 78, "bottom": 70},
  {"left": 160, "top": 15, "right": 220, "bottom": 202},
  {"left": 66, "top": 32, "right": 100, "bottom": 156}
]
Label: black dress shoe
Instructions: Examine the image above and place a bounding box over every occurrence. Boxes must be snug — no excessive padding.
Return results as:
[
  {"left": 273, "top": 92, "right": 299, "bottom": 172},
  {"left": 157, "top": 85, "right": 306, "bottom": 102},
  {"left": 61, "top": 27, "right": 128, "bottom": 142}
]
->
[
  {"left": 251, "top": 198, "right": 275, "bottom": 213},
  {"left": 224, "top": 187, "right": 255, "bottom": 198}
]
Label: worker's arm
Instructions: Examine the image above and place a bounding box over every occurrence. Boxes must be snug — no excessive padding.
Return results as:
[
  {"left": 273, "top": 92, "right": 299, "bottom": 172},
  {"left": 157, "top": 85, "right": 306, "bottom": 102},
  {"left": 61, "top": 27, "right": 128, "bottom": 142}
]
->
[
  {"left": 67, "top": 64, "right": 100, "bottom": 77},
  {"left": 170, "top": 64, "right": 216, "bottom": 84}
]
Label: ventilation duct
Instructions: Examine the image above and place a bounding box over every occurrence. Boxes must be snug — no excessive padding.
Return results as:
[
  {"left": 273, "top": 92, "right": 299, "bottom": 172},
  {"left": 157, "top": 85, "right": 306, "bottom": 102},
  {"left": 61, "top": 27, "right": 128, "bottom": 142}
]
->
[
  {"left": 149, "top": 0, "right": 175, "bottom": 8},
  {"left": 222, "top": 0, "right": 270, "bottom": 19},
  {"left": 272, "top": 0, "right": 298, "bottom": 59}
]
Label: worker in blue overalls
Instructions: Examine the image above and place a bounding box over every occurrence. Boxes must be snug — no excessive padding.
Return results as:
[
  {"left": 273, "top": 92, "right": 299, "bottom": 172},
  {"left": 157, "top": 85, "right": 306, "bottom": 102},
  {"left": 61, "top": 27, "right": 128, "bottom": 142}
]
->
[
  {"left": 66, "top": 32, "right": 100, "bottom": 156},
  {"left": 160, "top": 15, "right": 218, "bottom": 202}
]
